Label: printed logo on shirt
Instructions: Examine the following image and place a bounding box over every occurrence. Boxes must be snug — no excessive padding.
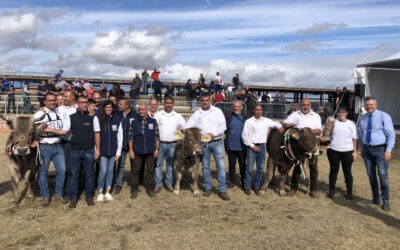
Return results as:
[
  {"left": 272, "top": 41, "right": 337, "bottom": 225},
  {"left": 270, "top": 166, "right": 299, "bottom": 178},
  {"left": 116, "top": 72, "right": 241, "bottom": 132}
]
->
[
  {"left": 112, "top": 125, "right": 118, "bottom": 131},
  {"left": 47, "top": 120, "right": 63, "bottom": 130},
  {"left": 83, "top": 122, "right": 91, "bottom": 126},
  {"left": 149, "top": 123, "right": 154, "bottom": 130}
]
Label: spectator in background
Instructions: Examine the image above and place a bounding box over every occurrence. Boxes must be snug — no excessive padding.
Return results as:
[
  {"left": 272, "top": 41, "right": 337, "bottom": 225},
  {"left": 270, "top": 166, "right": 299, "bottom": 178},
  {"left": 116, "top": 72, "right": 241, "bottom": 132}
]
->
[
  {"left": 56, "top": 69, "right": 64, "bottom": 79},
  {"left": 280, "top": 92, "right": 286, "bottom": 104},
  {"left": 129, "top": 85, "right": 139, "bottom": 101},
  {"left": 87, "top": 99, "right": 97, "bottom": 116},
  {"left": 83, "top": 79, "right": 91, "bottom": 90},
  {"left": 214, "top": 72, "right": 223, "bottom": 86},
  {"left": 72, "top": 78, "right": 80, "bottom": 88},
  {"left": 141, "top": 69, "right": 149, "bottom": 94},
  {"left": 7, "top": 86, "right": 16, "bottom": 114},
  {"left": 272, "top": 92, "right": 281, "bottom": 103},
  {"left": 76, "top": 82, "right": 86, "bottom": 96},
  {"left": 261, "top": 92, "right": 271, "bottom": 103},
  {"left": 132, "top": 73, "right": 142, "bottom": 94},
  {"left": 87, "top": 85, "right": 95, "bottom": 99},
  {"left": 46, "top": 79, "right": 58, "bottom": 94},
  {"left": 57, "top": 77, "right": 68, "bottom": 90},
  {"left": 108, "top": 95, "right": 117, "bottom": 110},
  {"left": 164, "top": 81, "right": 174, "bottom": 99},
  {"left": 153, "top": 80, "right": 163, "bottom": 103},
  {"left": 198, "top": 73, "right": 205, "bottom": 85},
  {"left": 23, "top": 82, "right": 31, "bottom": 114},
  {"left": 100, "top": 84, "right": 108, "bottom": 99},
  {"left": 232, "top": 74, "right": 239, "bottom": 89},
  {"left": 318, "top": 106, "right": 329, "bottom": 127},
  {"left": 2, "top": 76, "right": 12, "bottom": 95},
  {"left": 37, "top": 80, "right": 48, "bottom": 107},
  {"left": 214, "top": 89, "right": 225, "bottom": 103},
  {"left": 286, "top": 104, "right": 297, "bottom": 117},
  {"left": 151, "top": 68, "right": 160, "bottom": 82},
  {"left": 111, "top": 84, "right": 125, "bottom": 101}
]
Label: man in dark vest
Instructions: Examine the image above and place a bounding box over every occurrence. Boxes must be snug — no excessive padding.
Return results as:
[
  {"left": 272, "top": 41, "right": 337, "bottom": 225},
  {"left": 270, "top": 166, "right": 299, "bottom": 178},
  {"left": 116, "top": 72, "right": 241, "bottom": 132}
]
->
[
  {"left": 129, "top": 103, "right": 160, "bottom": 199},
  {"left": 65, "top": 95, "right": 100, "bottom": 208}
]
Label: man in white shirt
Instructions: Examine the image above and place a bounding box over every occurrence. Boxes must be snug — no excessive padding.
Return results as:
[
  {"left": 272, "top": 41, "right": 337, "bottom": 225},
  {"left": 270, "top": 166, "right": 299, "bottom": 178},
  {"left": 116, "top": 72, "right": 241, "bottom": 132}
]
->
[
  {"left": 56, "top": 90, "right": 78, "bottom": 201},
  {"left": 185, "top": 93, "right": 230, "bottom": 200},
  {"left": 34, "top": 93, "right": 66, "bottom": 207},
  {"left": 283, "top": 98, "right": 322, "bottom": 198},
  {"left": 154, "top": 96, "right": 186, "bottom": 192},
  {"left": 148, "top": 97, "right": 159, "bottom": 118},
  {"left": 242, "top": 104, "right": 283, "bottom": 195}
]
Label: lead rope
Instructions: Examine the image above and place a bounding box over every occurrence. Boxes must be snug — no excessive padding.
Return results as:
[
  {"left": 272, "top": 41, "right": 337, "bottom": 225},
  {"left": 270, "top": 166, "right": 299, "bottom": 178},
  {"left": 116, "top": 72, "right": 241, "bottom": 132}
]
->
[
  {"left": 283, "top": 129, "right": 307, "bottom": 179},
  {"left": 36, "top": 145, "right": 43, "bottom": 165}
]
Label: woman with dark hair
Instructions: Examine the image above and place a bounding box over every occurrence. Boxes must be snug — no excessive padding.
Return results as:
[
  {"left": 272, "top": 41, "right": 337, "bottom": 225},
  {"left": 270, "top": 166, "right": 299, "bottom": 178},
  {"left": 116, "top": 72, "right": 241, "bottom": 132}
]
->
[
  {"left": 97, "top": 101, "right": 123, "bottom": 202},
  {"left": 323, "top": 106, "right": 358, "bottom": 200}
]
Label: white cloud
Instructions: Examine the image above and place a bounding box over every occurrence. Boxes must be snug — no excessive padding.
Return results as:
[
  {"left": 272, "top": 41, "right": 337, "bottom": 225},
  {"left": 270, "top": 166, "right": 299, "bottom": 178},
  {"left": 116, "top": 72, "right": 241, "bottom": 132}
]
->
[
  {"left": 297, "top": 22, "right": 348, "bottom": 35},
  {"left": 284, "top": 39, "right": 321, "bottom": 52},
  {"left": 86, "top": 28, "right": 176, "bottom": 68}
]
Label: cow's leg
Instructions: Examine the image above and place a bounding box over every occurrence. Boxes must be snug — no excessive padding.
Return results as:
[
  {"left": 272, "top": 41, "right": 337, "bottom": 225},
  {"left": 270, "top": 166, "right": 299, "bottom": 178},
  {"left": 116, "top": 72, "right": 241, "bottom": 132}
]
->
[
  {"left": 192, "top": 157, "right": 200, "bottom": 196},
  {"left": 259, "top": 157, "right": 275, "bottom": 196},
  {"left": 173, "top": 163, "right": 182, "bottom": 195},
  {"left": 8, "top": 161, "right": 20, "bottom": 205},
  {"left": 26, "top": 166, "right": 37, "bottom": 201},
  {"left": 279, "top": 172, "right": 288, "bottom": 196}
]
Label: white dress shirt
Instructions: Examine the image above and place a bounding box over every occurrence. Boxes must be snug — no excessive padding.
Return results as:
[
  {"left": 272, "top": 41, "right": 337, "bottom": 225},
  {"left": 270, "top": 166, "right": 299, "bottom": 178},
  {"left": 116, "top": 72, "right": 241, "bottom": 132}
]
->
[
  {"left": 185, "top": 106, "right": 226, "bottom": 139},
  {"left": 242, "top": 116, "right": 282, "bottom": 148},
  {"left": 56, "top": 104, "right": 78, "bottom": 141},
  {"left": 34, "top": 108, "right": 63, "bottom": 144},
  {"left": 283, "top": 110, "right": 322, "bottom": 130},
  {"left": 154, "top": 110, "right": 186, "bottom": 142}
]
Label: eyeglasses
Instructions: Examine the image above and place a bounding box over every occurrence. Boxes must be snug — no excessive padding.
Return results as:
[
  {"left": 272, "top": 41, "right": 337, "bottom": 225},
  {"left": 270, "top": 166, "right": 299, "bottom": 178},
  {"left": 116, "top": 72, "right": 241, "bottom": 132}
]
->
[{"left": 78, "top": 101, "right": 88, "bottom": 104}]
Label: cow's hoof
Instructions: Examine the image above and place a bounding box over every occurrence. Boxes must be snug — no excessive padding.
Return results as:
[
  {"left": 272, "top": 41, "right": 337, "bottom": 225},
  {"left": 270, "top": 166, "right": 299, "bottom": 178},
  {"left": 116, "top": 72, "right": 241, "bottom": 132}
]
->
[
  {"left": 258, "top": 190, "right": 266, "bottom": 196},
  {"left": 193, "top": 190, "right": 200, "bottom": 196},
  {"left": 10, "top": 201, "right": 17, "bottom": 208},
  {"left": 173, "top": 190, "right": 179, "bottom": 195},
  {"left": 279, "top": 190, "right": 287, "bottom": 196},
  {"left": 25, "top": 196, "right": 35, "bottom": 202}
]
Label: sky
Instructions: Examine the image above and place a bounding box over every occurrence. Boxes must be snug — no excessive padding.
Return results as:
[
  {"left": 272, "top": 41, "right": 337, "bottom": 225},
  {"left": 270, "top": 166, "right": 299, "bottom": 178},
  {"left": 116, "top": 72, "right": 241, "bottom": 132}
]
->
[{"left": 1, "top": 0, "right": 400, "bottom": 88}]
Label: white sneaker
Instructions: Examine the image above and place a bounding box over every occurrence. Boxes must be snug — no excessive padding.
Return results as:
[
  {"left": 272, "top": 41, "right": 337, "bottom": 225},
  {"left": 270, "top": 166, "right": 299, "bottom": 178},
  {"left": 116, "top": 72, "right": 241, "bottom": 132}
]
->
[
  {"left": 97, "top": 193, "right": 104, "bottom": 202},
  {"left": 104, "top": 193, "right": 113, "bottom": 201}
]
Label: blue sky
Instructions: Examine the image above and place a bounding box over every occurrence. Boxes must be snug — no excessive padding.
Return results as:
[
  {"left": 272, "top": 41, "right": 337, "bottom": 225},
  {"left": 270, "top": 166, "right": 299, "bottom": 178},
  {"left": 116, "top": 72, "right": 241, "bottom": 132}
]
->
[{"left": 1, "top": 0, "right": 400, "bottom": 88}]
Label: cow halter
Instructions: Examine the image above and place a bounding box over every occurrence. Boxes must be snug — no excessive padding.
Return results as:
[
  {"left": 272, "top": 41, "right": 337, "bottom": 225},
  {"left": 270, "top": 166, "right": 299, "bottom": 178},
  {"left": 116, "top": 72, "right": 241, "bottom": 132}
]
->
[{"left": 283, "top": 129, "right": 307, "bottom": 179}]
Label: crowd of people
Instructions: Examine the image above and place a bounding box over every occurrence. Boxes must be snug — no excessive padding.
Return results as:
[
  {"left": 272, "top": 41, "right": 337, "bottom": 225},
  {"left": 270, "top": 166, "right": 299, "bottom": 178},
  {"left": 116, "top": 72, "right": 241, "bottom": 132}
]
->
[{"left": 2, "top": 70, "right": 395, "bottom": 211}]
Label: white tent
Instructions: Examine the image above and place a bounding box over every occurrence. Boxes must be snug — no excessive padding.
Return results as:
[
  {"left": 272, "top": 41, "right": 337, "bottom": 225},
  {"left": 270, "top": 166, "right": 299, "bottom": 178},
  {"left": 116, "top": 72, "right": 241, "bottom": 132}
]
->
[{"left": 354, "top": 58, "right": 400, "bottom": 126}]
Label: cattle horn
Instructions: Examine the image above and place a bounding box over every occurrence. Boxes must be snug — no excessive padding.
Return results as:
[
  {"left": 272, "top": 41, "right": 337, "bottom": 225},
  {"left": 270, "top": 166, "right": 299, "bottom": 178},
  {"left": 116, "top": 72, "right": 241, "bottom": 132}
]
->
[
  {"left": 0, "top": 113, "right": 14, "bottom": 122},
  {"left": 32, "top": 112, "right": 46, "bottom": 123}
]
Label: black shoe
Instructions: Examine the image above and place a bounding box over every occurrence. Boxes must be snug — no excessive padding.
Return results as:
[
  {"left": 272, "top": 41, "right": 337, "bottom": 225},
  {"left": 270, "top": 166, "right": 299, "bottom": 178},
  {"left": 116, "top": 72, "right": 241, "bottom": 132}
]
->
[
  {"left": 227, "top": 183, "right": 235, "bottom": 189},
  {"left": 203, "top": 189, "right": 212, "bottom": 197},
  {"left": 41, "top": 198, "right": 50, "bottom": 207},
  {"left": 365, "top": 199, "right": 380, "bottom": 206},
  {"left": 244, "top": 189, "right": 251, "bottom": 195},
  {"left": 218, "top": 192, "right": 230, "bottom": 201},
  {"left": 344, "top": 194, "right": 353, "bottom": 200},
  {"left": 382, "top": 201, "right": 391, "bottom": 211},
  {"left": 63, "top": 195, "right": 70, "bottom": 203},
  {"left": 131, "top": 191, "right": 138, "bottom": 199},
  {"left": 54, "top": 196, "right": 68, "bottom": 204},
  {"left": 114, "top": 185, "right": 122, "bottom": 194},
  {"left": 165, "top": 186, "right": 174, "bottom": 192},
  {"left": 326, "top": 191, "right": 334, "bottom": 198},
  {"left": 69, "top": 200, "right": 78, "bottom": 209},
  {"left": 147, "top": 189, "right": 156, "bottom": 198},
  {"left": 255, "top": 189, "right": 260, "bottom": 195},
  {"left": 154, "top": 186, "right": 162, "bottom": 193},
  {"left": 86, "top": 198, "right": 95, "bottom": 206}
]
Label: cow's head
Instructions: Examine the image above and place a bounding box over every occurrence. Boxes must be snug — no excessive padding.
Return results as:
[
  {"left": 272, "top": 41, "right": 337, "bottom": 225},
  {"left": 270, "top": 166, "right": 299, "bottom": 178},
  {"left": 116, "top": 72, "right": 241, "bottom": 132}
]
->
[
  {"left": 287, "top": 127, "right": 319, "bottom": 160},
  {"left": 177, "top": 127, "right": 202, "bottom": 154},
  {"left": 1, "top": 114, "right": 47, "bottom": 156}
]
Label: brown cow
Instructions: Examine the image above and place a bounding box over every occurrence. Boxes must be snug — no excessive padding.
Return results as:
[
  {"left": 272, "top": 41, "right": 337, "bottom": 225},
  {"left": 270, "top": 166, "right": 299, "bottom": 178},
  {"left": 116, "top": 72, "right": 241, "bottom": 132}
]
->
[
  {"left": 259, "top": 127, "right": 319, "bottom": 196},
  {"left": 1, "top": 114, "right": 46, "bottom": 205},
  {"left": 173, "top": 127, "right": 202, "bottom": 195}
]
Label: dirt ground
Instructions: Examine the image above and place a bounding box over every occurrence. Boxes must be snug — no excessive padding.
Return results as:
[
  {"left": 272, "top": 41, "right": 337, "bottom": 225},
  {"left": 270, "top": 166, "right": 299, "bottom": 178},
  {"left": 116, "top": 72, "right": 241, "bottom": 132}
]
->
[{"left": 0, "top": 134, "right": 399, "bottom": 250}]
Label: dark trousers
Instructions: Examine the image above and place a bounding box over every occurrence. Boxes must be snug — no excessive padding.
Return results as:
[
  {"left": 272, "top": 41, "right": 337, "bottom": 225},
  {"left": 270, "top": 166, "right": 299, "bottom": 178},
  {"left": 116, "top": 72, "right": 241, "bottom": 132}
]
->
[
  {"left": 131, "top": 154, "right": 155, "bottom": 192},
  {"left": 228, "top": 150, "right": 246, "bottom": 188},
  {"left": 7, "top": 97, "right": 15, "bottom": 112},
  {"left": 327, "top": 148, "right": 353, "bottom": 195},
  {"left": 154, "top": 90, "right": 162, "bottom": 103},
  {"left": 70, "top": 148, "right": 95, "bottom": 201},
  {"left": 291, "top": 156, "right": 318, "bottom": 191}
]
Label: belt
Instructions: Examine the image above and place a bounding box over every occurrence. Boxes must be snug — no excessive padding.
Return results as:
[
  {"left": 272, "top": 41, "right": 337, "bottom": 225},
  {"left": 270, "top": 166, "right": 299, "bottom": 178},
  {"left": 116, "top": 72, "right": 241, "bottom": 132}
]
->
[
  {"left": 160, "top": 140, "right": 177, "bottom": 144},
  {"left": 366, "top": 144, "right": 386, "bottom": 148},
  {"left": 254, "top": 143, "right": 265, "bottom": 146},
  {"left": 40, "top": 143, "right": 62, "bottom": 146},
  {"left": 209, "top": 139, "right": 222, "bottom": 143}
]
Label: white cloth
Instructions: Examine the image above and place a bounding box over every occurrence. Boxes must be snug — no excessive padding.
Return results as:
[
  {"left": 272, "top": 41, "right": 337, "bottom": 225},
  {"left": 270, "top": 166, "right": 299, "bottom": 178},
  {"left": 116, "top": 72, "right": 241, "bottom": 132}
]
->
[
  {"left": 116, "top": 122, "right": 123, "bottom": 156},
  {"left": 329, "top": 119, "right": 358, "bottom": 152},
  {"left": 83, "top": 82, "right": 91, "bottom": 90},
  {"left": 154, "top": 110, "right": 186, "bottom": 142},
  {"left": 242, "top": 116, "right": 282, "bottom": 148},
  {"left": 185, "top": 106, "right": 226, "bottom": 139},
  {"left": 283, "top": 110, "right": 322, "bottom": 130},
  {"left": 72, "top": 81, "right": 80, "bottom": 88},
  {"left": 214, "top": 75, "right": 223, "bottom": 85},
  {"left": 34, "top": 108, "right": 63, "bottom": 144},
  {"left": 56, "top": 104, "right": 77, "bottom": 141}
]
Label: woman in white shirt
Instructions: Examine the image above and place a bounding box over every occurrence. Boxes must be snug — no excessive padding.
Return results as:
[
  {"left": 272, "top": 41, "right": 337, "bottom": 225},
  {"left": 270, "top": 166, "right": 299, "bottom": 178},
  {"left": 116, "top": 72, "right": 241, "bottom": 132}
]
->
[{"left": 323, "top": 106, "right": 358, "bottom": 200}]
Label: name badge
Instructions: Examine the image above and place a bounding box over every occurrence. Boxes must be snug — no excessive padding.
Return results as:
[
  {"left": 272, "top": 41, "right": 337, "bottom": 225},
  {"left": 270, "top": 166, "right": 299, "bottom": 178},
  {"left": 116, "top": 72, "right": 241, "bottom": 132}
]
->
[
  {"left": 112, "top": 125, "right": 118, "bottom": 131},
  {"left": 47, "top": 120, "right": 63, "bottom": 130},
  {"left": 149, "top": 123, "right": 154, "bottom": 130}
]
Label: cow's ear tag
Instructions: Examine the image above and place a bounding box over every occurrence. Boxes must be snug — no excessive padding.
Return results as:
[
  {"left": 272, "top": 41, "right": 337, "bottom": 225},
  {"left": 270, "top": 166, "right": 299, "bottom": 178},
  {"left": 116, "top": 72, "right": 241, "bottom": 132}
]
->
[{"left": 175, "top": 129, "right": 184, "bottom": 140}]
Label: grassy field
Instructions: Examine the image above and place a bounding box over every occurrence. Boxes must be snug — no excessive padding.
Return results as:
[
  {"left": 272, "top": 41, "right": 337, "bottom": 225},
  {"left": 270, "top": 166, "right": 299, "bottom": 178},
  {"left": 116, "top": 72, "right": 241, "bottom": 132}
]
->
[{"left": 0, "top": 133, "right": 399, "bottom": 249}]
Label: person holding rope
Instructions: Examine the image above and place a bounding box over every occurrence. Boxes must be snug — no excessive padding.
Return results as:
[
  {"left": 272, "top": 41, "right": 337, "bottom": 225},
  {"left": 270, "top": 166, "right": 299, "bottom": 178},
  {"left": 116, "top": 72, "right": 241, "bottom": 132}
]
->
[{"left": 283, "top": 98, "right": 322, "bottom": 198}]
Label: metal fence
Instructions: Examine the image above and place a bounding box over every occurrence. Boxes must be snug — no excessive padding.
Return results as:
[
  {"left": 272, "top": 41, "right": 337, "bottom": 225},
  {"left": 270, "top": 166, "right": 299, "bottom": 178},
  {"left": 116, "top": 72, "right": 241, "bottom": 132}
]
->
[{"left": 214, "top": 101, "right": 287, "bottom": 119}]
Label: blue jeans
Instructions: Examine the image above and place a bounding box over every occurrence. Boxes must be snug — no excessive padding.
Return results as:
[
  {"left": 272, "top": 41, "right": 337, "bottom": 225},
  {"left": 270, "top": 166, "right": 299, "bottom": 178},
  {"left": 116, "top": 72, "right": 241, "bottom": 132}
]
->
[
  {"left": 202, "top": 140, "right": 226, "bottom": 192},
  {"left": 142, "top": 79, "right": 147, "bottom": 94},
  {"left": 191, "top": 99, "right": 196, "bottom": 110},
  {"left": 70, "top": 148, "right": 95, "bottom": 201},
  {"left": 244, "top": 144, "right": 266, "bottom": 190},
  {"left": 363, "top": 146, "right": 390, "bottom": 202},
  {"left": 38, "top": 144, "right": 66, "bottom": 198},
  {"left": 98, "top": 156, "right": 115, "bottom": 191},
  {"left": 155, "top": 142, "right": 176, "bottom": 188},
  {"left": 115, "top": 150, "right": 133, "bottom": 187}
]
